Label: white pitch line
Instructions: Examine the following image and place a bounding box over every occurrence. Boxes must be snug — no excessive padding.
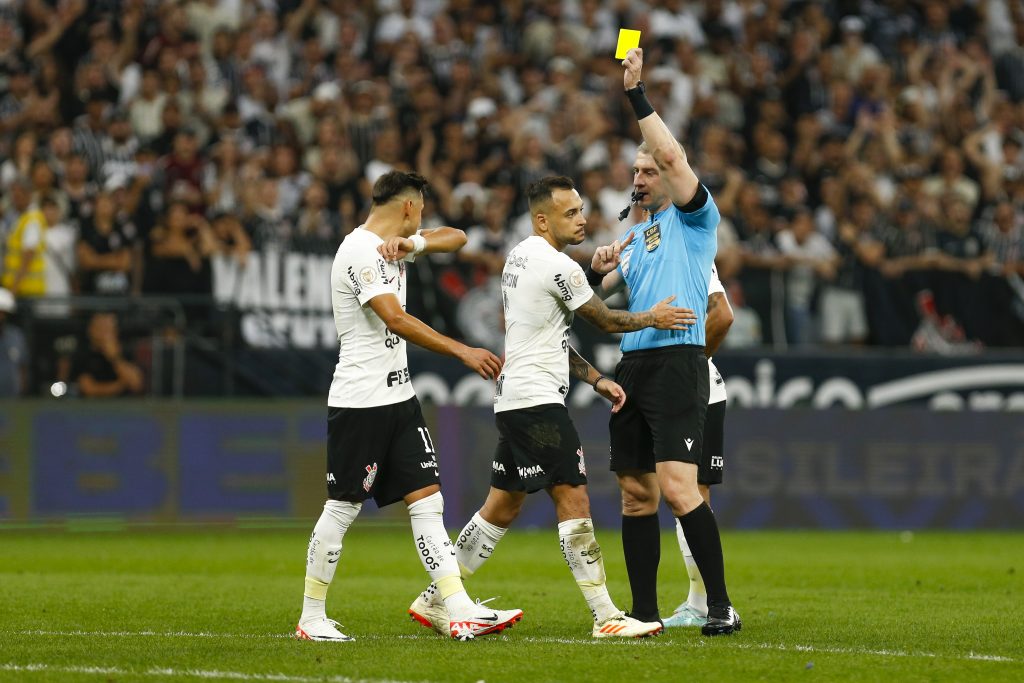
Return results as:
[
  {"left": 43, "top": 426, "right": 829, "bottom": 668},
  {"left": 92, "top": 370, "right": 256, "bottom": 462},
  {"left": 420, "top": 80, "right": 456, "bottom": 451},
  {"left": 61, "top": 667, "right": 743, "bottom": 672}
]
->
[
  {"left": 0, "top": 663, "right": 425, "bottom": 683},
  {"left": 3, "top": 630, "right": 1017, "bottom": 664}
]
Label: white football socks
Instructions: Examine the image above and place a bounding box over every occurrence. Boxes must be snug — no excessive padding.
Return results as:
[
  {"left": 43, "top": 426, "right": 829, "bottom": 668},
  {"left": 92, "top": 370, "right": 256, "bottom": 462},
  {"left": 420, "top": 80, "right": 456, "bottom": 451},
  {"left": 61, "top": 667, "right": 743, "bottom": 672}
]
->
[
  {"left": 407, "top": 492, "right": 475, "bottom": 617},
  {"left": 300, "top": 499, "right": 362, "bottom": 623},
  {"left": 558, "top": 518, "right": 619, "bottom": 623},
  {"left": 455, "top": 511, "right": 508, "bottom": 577},
  {"left": 675, "top": 518, "right": 708, "bottom": 616},
  {"left": 421, "top": 511, "right": 508, "bottom": 607}
]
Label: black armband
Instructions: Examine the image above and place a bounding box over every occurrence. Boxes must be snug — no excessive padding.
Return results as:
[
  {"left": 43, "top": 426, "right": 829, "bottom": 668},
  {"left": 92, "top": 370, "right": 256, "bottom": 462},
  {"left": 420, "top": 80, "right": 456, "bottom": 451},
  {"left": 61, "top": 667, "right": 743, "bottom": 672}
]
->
[
  {"left": 592, "top": 375, "right": 607, "bottom": 391},
  {"left": 676, "top": 183, "right": 709, "bottom": 213},
  {"left": 625, "top": 81, "right": 655, "bottom": 120},
  {"left": 585, "top": 265, "right": 604, "bottom": 287}
]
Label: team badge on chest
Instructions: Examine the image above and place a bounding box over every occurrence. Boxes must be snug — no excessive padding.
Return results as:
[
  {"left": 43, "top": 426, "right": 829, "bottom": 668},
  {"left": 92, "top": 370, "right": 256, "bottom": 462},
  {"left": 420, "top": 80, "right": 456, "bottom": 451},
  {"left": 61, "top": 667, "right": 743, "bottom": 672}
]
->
[{"left": 644, "top": 223, "right": 661, "bottom": 252}]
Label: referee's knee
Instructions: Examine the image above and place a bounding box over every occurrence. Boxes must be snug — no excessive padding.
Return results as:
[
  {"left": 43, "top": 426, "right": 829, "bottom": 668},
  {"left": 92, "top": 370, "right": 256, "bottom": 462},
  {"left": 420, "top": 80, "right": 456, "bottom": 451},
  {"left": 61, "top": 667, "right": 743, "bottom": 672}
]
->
[{"left": 618, "top": 478, "right": 659, "bottom": 516}]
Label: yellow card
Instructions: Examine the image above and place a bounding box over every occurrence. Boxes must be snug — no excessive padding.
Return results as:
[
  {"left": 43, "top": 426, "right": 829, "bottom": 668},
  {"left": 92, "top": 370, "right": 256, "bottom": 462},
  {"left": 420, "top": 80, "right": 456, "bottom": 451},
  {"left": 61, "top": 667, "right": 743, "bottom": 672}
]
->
[{"left": 615, "top": 28, "right": 641, "bottom": 60}]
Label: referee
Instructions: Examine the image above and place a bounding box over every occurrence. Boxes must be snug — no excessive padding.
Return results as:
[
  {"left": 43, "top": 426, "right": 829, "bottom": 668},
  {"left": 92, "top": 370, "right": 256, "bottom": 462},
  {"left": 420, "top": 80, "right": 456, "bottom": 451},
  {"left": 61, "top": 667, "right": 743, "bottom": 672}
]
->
[{"left": 588, "top": 48, "right": 740, "bottom": 636}]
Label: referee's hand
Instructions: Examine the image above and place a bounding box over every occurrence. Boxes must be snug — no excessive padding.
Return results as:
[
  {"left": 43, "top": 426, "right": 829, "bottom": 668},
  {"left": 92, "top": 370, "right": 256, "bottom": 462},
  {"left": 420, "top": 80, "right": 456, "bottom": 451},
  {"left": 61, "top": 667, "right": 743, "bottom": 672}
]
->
[
  {"left": 458, "top": 345, "right": 503, "bottom": 380},
  {"left": 649, "top": 295, "right": 698, "bottom": 331},
  {"left": 591, "top": 232, "right": 635, "bottom": 274},
  {"left": 622, "top": 47, "right": 643, "bottom": 90}
]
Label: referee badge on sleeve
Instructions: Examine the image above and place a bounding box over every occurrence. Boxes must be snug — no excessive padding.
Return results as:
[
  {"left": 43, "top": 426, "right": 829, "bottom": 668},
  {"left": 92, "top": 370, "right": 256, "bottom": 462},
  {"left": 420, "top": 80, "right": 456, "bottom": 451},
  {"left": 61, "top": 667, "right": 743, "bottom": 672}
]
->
[{"left": 644, "top": 223, "right": 661, "bottom": 252}]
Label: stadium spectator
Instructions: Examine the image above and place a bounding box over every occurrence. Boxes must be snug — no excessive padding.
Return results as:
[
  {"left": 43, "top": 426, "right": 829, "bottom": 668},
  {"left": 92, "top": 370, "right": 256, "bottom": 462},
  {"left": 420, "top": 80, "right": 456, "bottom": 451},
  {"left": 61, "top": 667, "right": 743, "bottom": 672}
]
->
[
  {"left": 2, "top": 177, "right": 47, "bottom": 298},
  {"left": 76, "top": 189, "right": 136, "bottom": 297},
  {"left": 71, "top": 311, "right": 144, "bottom": 398},
  {"left": 0, "top": 287, "right": 27, "bottom": 397}
]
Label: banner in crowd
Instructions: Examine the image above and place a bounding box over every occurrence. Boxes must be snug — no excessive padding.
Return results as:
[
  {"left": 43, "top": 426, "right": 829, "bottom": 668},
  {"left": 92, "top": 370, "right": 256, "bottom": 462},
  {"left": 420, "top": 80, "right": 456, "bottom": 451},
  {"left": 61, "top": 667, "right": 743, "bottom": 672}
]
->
[
  {"left": 212, "top": 250, "right": 337, "bottom": 349},
  {"left": 2, "top": 402, "right": 1021, "bottom": 529}
]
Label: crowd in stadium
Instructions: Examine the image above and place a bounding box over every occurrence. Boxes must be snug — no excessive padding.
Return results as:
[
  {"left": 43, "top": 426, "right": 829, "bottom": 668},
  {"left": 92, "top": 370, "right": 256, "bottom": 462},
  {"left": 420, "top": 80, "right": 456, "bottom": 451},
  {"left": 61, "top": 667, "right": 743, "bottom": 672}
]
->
[{"left": 2, "top": 0, "right": 1024, "bottom": 396}]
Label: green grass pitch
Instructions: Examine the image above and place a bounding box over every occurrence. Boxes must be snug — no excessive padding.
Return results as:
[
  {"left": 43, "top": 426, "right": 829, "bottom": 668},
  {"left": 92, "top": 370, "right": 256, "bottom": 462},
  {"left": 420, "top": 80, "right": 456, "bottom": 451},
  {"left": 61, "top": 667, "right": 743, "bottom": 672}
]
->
[{"left": 0, "top": 525, "right": 1021, "bottom": 682}]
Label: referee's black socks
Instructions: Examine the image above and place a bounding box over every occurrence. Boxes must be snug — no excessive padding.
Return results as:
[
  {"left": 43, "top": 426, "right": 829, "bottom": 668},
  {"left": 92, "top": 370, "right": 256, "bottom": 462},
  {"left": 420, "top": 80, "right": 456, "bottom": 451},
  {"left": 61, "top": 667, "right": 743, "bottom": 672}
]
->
[
  {"left": 678, "top": 503, "right": 731, "bottom": 608},
  {"left": 621, "top": 513, "right": 661, "bottom": 622}
]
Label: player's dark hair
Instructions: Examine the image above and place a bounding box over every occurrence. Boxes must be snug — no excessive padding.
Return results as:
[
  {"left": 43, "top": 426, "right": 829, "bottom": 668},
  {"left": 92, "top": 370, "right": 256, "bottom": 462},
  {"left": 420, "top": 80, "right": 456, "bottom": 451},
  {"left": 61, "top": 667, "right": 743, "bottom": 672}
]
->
[
  {"left": 526, "top": 175, "right": 575, "bottom": 212},
  {"left": 371, "top": 171, "right": 429, "bottom": 205}
]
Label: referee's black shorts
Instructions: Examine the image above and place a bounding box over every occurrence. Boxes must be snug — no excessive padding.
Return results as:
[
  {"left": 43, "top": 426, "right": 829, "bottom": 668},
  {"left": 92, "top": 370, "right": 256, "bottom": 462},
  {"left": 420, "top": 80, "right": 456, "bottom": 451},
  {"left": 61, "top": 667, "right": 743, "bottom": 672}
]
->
[{"left": 610, "top": 345, "right": 710, "bottom": 473}]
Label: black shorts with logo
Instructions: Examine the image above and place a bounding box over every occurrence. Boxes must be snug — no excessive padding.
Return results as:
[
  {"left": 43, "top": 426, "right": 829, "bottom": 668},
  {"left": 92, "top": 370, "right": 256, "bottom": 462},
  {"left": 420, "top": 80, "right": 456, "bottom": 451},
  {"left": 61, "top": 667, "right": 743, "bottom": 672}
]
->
[
  {"left": 326, "top": 396, "right": 440, "bottom": 507},
  {"left": 610, "top": 345, "right": 710, "bottom": 472},
  {"left": 700, "top": 399, "right": 725, "bottom": 486},
  {"left": 491, "top": 404, "right": 587, "bottom": 494}
]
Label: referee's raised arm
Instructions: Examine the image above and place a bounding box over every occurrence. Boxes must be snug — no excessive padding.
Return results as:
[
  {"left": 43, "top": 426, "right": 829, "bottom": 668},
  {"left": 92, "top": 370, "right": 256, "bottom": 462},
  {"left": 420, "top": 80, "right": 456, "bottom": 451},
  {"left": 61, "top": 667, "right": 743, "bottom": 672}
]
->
[{"left": 621, "top": 48, "right": 701, "bottom": 208}]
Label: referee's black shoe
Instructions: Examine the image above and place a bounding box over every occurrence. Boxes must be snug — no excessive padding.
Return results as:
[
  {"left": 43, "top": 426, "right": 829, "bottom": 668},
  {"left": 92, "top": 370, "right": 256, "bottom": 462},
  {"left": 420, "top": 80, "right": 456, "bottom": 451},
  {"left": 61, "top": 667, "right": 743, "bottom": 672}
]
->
[{"left": 701, "top": 605, "right": 741, "bottom": 636}]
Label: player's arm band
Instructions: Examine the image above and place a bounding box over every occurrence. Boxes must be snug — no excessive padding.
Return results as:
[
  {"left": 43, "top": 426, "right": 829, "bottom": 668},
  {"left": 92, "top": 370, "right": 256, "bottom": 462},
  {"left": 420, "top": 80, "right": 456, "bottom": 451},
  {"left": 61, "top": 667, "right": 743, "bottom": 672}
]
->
[
  {"left": 625, "top": 81, "right": 655, "bottom": 120},
  {"left": 585, "top": 265, "right": 604, "bottom": 287},
  {"left": 676, "top": 183, "right": 709, "bottom": 213},
  {"left": 592, "top": 374, "right": 607, "bottom": 390}
]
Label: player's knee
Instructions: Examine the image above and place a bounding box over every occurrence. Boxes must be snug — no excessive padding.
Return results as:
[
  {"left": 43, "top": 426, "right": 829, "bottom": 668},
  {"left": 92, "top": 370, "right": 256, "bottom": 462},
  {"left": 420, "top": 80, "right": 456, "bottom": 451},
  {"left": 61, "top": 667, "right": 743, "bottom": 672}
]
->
[
  {"left": 480, "top": 494, "right": 524, "bottom": 528},
  {"left": 619, "top": 484, "right": 658, "bottom": 516}
]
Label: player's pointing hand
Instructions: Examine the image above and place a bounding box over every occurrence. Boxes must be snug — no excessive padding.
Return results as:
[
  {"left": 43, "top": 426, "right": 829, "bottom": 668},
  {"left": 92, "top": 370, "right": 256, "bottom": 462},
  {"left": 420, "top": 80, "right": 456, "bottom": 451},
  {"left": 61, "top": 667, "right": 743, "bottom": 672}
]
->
[{"left": 649, "top": 295, "right": 697, "bottom": 330}]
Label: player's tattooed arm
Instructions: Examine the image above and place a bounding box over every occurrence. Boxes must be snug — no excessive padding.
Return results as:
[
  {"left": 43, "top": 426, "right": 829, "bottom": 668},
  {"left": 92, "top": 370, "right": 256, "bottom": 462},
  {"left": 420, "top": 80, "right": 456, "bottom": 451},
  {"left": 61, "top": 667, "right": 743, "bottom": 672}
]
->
[
  {"left": 568, "top": 346, "right": 599, "bottom": 384},
  {"left": 569, "top": 345, "right": 627, "bottom": 412},
  {"left": 704, "top": 291, "right": 734, "bottom": 358},
  {"left": 575, "top": 293, "right": 697, "bottom": 333}
]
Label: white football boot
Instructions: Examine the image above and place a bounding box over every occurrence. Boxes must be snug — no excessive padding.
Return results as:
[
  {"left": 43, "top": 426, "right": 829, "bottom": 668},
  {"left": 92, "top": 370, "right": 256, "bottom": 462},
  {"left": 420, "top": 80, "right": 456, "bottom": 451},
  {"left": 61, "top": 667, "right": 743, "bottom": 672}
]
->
[
  {"left": 449, "top": 601, "right": 524, "bottom": 641},
  {"left": 592, "top": 612, "right": 663, "bottom": 639},
  {"left": 408, "top": 584, "right": 450, "bottom": 636},
  {"left": 295, "top": 617, "right": 354, "bottom": 642}
]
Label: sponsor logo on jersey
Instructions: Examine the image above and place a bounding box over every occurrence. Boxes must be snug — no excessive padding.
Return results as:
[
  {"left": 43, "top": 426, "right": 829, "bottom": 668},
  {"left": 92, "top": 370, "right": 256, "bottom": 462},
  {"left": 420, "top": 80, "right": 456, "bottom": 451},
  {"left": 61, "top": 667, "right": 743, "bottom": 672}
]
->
[
  {"left": 378, "top": 258, "right": 395, "bottom": 284},
  {"left": 346, "top": 266, "right": 362, "bottom": 296},
  {"left": 387, "top": 367, "right": 411, "bottom": 386},
  {"left": 506, "top": 252, "right": 530, "bottom": 269},
  {"left": 569, "top": 269, "right": 586, "bottom": 289},
  {"left": 710, "top": 455, "right": 724, "bottom": 469},
  {"left": 518, "top": 464, "right": 545, "bottom": 478},
  {"left": 684, "top": 437, "right": 694, "bottom": 451},
  {"left": 420, "top": 460, "right": 437, "bottom": 469},
  {"left": 359, "top": 266, "right": 377, "bottom": 285},
  {"left": 577, "top": 447, "right": 586, "bottom": 476},
  {"left": 644, "top": 222, "right": 661, "bottom": 252},
  {"left": 553, "top": 273, "right": 572, "bottom": 302},
  {"left": 362, "top": 463, "right": 378, "bottom": 492},
  {"left": 492, "top": 461, "right": 506, "bottom": 473},
  {"left": 326, "top": 473, "right": 336, "bottom": 483}
]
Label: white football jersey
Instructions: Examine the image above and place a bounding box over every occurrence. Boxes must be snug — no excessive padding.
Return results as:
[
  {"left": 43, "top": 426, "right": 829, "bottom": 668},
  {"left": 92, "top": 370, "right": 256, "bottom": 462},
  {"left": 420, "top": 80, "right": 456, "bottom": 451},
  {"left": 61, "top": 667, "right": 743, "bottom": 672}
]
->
[
  {"left": 708, "top": 264, "right": 727, "bottom": 404},
  {"left": 494, "top": 236, "right": 594, "bottom": 412},
  {"left": 328, "top": 227, "right": 415, "bottom": 408}
]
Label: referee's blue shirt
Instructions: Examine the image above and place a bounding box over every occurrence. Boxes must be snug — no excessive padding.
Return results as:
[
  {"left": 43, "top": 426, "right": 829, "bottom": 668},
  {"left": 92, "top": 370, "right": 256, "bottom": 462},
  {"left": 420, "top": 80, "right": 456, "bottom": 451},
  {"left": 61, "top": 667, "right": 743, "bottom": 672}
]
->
[{"left": 616, "top": 188, "right": 719, "bottom": 352}]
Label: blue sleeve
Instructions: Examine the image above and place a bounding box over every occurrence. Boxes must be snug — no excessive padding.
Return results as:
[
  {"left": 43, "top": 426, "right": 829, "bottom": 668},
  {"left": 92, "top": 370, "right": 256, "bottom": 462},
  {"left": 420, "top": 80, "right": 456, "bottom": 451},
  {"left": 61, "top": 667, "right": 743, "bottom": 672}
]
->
[{"left": 673, "top": 189, "right": 719, "bottom": 232}]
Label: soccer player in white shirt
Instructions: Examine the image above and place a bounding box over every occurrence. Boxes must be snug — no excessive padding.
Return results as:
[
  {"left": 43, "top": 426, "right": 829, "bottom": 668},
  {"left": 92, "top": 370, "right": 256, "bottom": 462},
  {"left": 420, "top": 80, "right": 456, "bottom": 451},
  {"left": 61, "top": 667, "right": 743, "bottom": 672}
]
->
[
  {"left": 408, "top": 175, "right": 697, "bottom": 639},
  {"left": 296, "top": 171, "right": 522, "bottom": 642}
]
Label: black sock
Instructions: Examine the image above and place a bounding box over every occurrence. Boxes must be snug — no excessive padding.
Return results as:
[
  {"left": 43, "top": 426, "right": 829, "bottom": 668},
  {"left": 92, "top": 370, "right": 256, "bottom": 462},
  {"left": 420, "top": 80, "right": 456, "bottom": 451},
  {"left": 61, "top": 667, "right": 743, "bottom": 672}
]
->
[
  {"left": 621, "top": 513, "right": 661, "bottom": 621},
  {"left": 677, "top": 503, "right": 730, "bottom": 608}
]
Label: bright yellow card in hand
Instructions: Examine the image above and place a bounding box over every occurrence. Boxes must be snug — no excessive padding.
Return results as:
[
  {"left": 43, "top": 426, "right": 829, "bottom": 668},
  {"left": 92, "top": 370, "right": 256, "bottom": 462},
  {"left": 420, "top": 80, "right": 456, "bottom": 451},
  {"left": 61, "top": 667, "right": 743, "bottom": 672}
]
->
[{"left": 615, "top": 29, "right": 641, "bottom": 59}]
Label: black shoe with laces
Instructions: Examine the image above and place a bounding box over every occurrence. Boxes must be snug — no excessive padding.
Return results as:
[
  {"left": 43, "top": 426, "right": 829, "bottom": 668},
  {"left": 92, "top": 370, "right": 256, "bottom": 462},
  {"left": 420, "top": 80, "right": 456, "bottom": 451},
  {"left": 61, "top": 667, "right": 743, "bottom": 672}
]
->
[{"left": 701, "top": 605, "right": 741, "bottom": 636}]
